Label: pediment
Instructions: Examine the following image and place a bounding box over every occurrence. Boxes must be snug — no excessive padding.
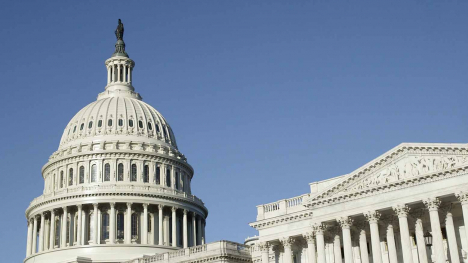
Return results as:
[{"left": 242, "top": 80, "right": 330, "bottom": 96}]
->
[{"left": 307, "top": 143, "right": 468, "bottom": 203}]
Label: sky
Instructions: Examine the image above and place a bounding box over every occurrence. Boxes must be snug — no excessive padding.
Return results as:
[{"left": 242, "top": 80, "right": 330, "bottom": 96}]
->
[{"left": 1, "top": 1, "right": 468, "bottom": 262}]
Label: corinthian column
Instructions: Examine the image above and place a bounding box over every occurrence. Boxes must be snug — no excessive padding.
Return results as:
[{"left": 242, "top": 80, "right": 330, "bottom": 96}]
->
[
  {"left": 171, "top": 207, "right": 177, "bottom": 247},
  {"left": 192, "top": 212, "right": 197, "bottom": 246},
  {"left": 38, "top": 212, "right": 45, "bottom": 252},
  {"left": 364, "top": 211, "right": 382, "bottom": 263},
  {"left": 280, "top": 237, "right": 295, "bottom": 263},
  {"left": 92, "top": 203, "right": 99, "bottom": 244},
  {"left": 142, "top": 203, "right": 148, "bottom": 245},
  {"left": 32, "top": 216, "right": 38, "bottom": 254},
  {"left": 109, "top": 203, "right": 115, "bottom": 244},
  {"left": 76, "top": 205, "right": 82, "bottom": 246},
  {"left": 337, "top": 217, "right": 353, "bottom": 263},
  {"left": 414, "top": 216, "right": 428, "bottom": 263},
  {"left": 183, "top": 210, "right": 188, "bottom": 248},
  {"left": 49, "top": 209, "right": 55, "bottom": 249},
  {"left": 303, "top": 232, "right": 317, "bottom": 263},
  {"left": 314, "top": 223, "right": 327, "bottom": 263},
  {"left": 385, "top": 223, "right": 398, "bottom": 263},
  {"left": 125, "top": 203, "right": 132, "bottom": 244},
  {"left": 260, "top": 242, "right": 271, "bottom": 263},
  {"left": 456, "top": 192, "right": 468, "bottom": 248},
  {"left": 26, "top": 219, "right": 33, "bottom": 256},
  {"left": 393, "top": 205, "right": 413, "bottom": 263},
  {"left": 357, "top": 225, "right": 370, "bottom": 263},
  {"left": 61, "top": 207, "right": 67, "bottom": 247},
  {"left": 158, "top": 205, "right": 163, "bottom": 246},
  {"left": 445, "top": 210, "right": 460, "bottom": 263},
  {"left": 423, "top": 198, "right": 445, "bottom": 263}
]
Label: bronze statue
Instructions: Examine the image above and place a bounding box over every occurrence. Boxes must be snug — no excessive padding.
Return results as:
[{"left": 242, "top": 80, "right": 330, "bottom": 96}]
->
[{"left": 115, "top": 19, "right": 124, "bottom": 40}]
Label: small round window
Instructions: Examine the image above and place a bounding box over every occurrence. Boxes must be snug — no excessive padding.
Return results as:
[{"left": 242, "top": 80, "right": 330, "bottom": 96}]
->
[
  {"left": 80, "top": 123, "right": 84, "bottom": 130},
  {"left": 88, "top": 121, "right": 93, "bottom": 129},
  {"left": 129, "top": 120, "right": 134, "bottom": 127},
  {"left": 138, "top": 120, "right": 143, "bottom": 129},
  {"left": 108, "top": 119, "right": 113, "bottom": 127},
  {"left": 118, "top": 119, "right": 123, "bottom": 127},
  {"left": 148, "top": 122, "right": 153, "bottom": 130},
  {"left": 98, "top": 120, "right": 102, "bottom": 127}
]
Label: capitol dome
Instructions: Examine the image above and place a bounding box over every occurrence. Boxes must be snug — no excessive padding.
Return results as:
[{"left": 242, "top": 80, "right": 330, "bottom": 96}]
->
[{"left": 25, "top": 21, "right": 207, "bottom": 263}]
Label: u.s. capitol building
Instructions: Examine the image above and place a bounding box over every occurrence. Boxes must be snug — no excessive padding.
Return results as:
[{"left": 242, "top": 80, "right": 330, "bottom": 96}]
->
[{"left": 25, "top": 21, "right": 468, "bottom": 263}]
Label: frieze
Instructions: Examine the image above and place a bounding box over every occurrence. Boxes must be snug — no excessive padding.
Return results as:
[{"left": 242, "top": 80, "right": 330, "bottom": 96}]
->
[{"left": 250, "top": 211, "right": 313, "bottom": 230}]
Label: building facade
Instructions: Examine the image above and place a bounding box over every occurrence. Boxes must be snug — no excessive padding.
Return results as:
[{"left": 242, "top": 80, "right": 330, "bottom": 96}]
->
[{"left": 24, "top": 21, "right": 468, "bottom": 263}]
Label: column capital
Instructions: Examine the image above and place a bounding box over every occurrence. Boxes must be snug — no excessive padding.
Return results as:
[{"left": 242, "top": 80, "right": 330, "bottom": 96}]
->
[
  {"left": 143, "top": 203, "right": 149, "bottom": 209},
  {"left": 279, "top": 237, "right": 295, "bottom": 248},
  {"left": 158, "top": 204, "right": 164, "bottom": 210},
  {"left": 393, "top": 204, "right": 410, "bottom": 217},
  {"left": 191, "top": 211, "right": 197, "bottom": 217},
  {"left": 62, "top": 206, "right": 68, "bottom": 211},
  {"left": 303, "top": 232, "right": 315, "bottom": 244},
  {"left": 258, "top": 241, "right": 270, "bottom": 251},
  {"left": 171, "top": 206, "right": 177, "bottom": 212},
  {"left": 456, "top": 192, "right": 468, "bottom": 204},
  {"left": 423, "top": 197, "right": 441, "bottom": 211},
  {"left": 34, "top": 214, "right": 41, "bottom": 219},
  {"left": 77, "top": 204, "right": 82, "bottom": 209},
  {"left": 126, "top": 202, "right": 133, "bottom": 208},
  {"left": 183, "top": 209, "right": 188, "bottom": 215},
  {"left": 109, "top": 202, "right": 115, "bottom": 208},
  {"left": 312, "top": 223, "right": 327, "bottom": 234},
  {"left": 92, "top": 203, "right": 99, "bottom": 208},
  {"left": 337, "top": 217, "right": 353, "bottom": 229},
  {"left": 364, "top": 210, "right": 381, "bottom": 223}
]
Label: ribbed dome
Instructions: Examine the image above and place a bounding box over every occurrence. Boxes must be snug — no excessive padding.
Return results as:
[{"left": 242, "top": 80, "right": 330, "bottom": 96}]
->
[{"left": 58, "top": 96, "right": 178, "bottom": 150}]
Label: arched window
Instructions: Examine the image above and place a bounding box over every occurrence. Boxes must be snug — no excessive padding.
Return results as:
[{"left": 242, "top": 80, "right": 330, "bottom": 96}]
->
[
  {"left": 129, "top": 119, "right": 134, "bottom": 127},
  {"left": 79, "top": 166, "right": 84, "bottom": 184},
  {"left": 55, "top": 218, "right": 61, "bottom": 246},
  {"left": 156, "top": 166, "right": 161, "bottom": 185},
  {"left": 131, "top": 213, "right": 139, "bottom": 239},
  {"left": 104, "top": 163, "right": 110, "bottom": 182},
  {"left": 175, "top": 171, "right": 179, "bottom": 190},
  {"left": 166, "top": 168, "right": 171, "bottom": 187},
  {"left": 118, "top": 119, "right": 123, "bottom": 127},
  {"left": 148, "top": 122, "right": 153, "bottom": 130},
  {"left": 143, "top": 165, "right": 149, "bottom": 183},
  {"left": 138, "top": 120, "right": 143, "bottom": 129},
  {"left": 102, "top": 212, "right": 109, "bottom": 240},
  {"left": 118, "top": 163, "right": 124, "bottom": 181},
  {"left": 68, "top": 168, "right": 73, "bottom": 186},
  {"left": 117, "top": 213, "right": 124, "bottom": 240},
  {"left": 131, "top": 164, "right": 137, "bottom": 182},
  {"left": 91, "top": 164, "right": 97, "bottom": 182},
  {"left": 60, "top": 171, "right": 64, "bottom": 188},
  {"left": 80, "top": 123, "right": 84, "bottom": 130},
  {"left": 108, "top": 119, "right": 113, "bottom": 127},
  {"left": 88, "top": 121, "right": 93, "bottom": 129},
  {"left": 155, "top": 124, "right": 160, "bottom": 132},
  {"left": 98, "top": 120, "right": 102, "bottom": 127},
  {"left": 73, "top": 126, "right": 76, "bottom": 133}
]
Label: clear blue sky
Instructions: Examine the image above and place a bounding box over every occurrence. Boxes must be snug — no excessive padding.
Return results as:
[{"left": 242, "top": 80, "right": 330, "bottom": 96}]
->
[{"left": 1, "top": 1, "right": 467, "bottom": 261}]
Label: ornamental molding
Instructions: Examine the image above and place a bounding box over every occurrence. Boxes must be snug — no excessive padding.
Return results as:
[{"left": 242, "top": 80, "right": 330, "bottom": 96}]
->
[
  {"left": 42, "top": 148, "right": 194, "bottom": 177},
  {"left": 304, "top": 144, "right": 468, "bottom": 209},
  {"left": 250, "top": 211, "right": 313, "bottom": 230},
  {"left": 25, "top": 190, "right": 208, "bottom": 218}
]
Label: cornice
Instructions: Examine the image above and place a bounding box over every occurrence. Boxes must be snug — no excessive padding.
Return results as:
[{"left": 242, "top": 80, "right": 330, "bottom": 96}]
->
[
  {"left": 26, "top": 189, "right": 208, "bottom": 218},
  {"left": 249, "top": 211, "right": 313, "bottom": 230}
]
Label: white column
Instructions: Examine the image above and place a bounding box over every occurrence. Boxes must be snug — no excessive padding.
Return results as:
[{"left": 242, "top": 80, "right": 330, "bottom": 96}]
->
[
  {"left": 414, "top": 218, "right": 428, "bottom": 263},
  {"left": 172, "top": 207, "right": 177, "bottom": 247},
  {"left": 304, "top": 232, "right": 317, "bottom": 263},
  {"left": 44, "top": 217, "right": 49, "bottom": 250},
  {"left": 445, "top": 211, "right": 460, "bottom": 263},
  {"left": 150, "top": 213, "right": 155, "bottom": 245},
  {"left": 38, "top": 213, "right": 45, "bottom": 252},
  {"left": 128, "top": 66, "right": 132, "bottom": 83},
  {"left": 26, "top": 219, "right": 33, "bottom": 256},
  {"left": 92, "top": 203, "right": 98, "bottom": 244},
  {"left": 76, "top": 205, "right": 82, "bottom": 246},
  {"left": 456, "top": 192, "right": 468, "bottom": 250},
  {"left": 61, "top": 207, "right": 67, "bottom": 248},
  {"left": 142, "top": 203, "right": 148, "bottom": 245},
  {"left": 117, "top": 64, "right": 121, "bottom": 82},
  {"left": 261, "top": 242, "right": 270, "bottom": 263},
  {"left": 125, "top": 202, "right": 132, "bottom": 244},
  {"left": 385, "top": 224, "right": 398, "bottom": 263},
  {"left": 359, "top": 228, "right": 370, "bottom": 263},
  {"left": 333, "top": 234, "right": 343, "bottom": 263},
  {"left": 423, "top": 198, "right": 445, "bottom": 263},
  {"left": 314, "top": 224, "right": 326, "bottom": 263},
  {"left": 109, "top": 203, "right": 115, "bottom": 244},
  {"left": 197, "top": 215, "right": 202, "bottom": 246},
  {"left": 281, "top": 237, "right": 294, "bottom": 263},
  {"left": 183, "top": 210, "right": 188, "bottom": 248},
  {"left": 158, "top": 205, "right": 163, "bottom": 246},
  {"left": 123, "top": 65, "right": 127, "bottom": 82},
  {"left": 337, "top": 217, "right": 352, "bottom": 263},
  {"left": 49, "top": 210, "right": 55, "bottom": 249},
  {"left": 107, "top": 66, "right": 111, "bottom": 84},
  {"left": 192, "top": 212, "right": 197, "bottom": 246},
  {"left": 365, "top": 211, "right": 382, "bottom": 263},
  {"left": 69, "top": 210, "right": 75, "bottom": 245},
  {"left": 32, "top": 216, "right": 38, "bottom": 254},
  {"left": 393, "top": 205, "right": 413, "bottom": 263}
]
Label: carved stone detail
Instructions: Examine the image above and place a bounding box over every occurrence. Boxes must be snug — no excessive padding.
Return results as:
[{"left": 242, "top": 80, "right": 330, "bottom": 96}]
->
[
  {"left": 393, "top": 205, "right": 411, "bottom": 217},
  {"left": 423, "top": 198, "right": 441, "bottom": 211},
  {"left": 303, "top": 232, "right": 315, "bottom": 243},
  {"left": 456, "top": 192, "right": 468, "bottom": 204},
  {"left": 364, "top": 210, "right": 381, "bottom": 223},
  {"left": 279, "top": 237, "right": 295, "bottom": 248},
  {"left": 337, "top": 217, "right": 353, "bottom": 228}
]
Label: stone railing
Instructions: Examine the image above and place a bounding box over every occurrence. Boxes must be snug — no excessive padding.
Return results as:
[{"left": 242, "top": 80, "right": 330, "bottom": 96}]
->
[
  {"left": 123, "top": 241, "right": 251, "bottom": 263},
  {"left": 28, "top": 184, "right": 205, "bottom": 209},
  {"left": 256, "top": 194, "right": 308, "bottom": 220}
]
